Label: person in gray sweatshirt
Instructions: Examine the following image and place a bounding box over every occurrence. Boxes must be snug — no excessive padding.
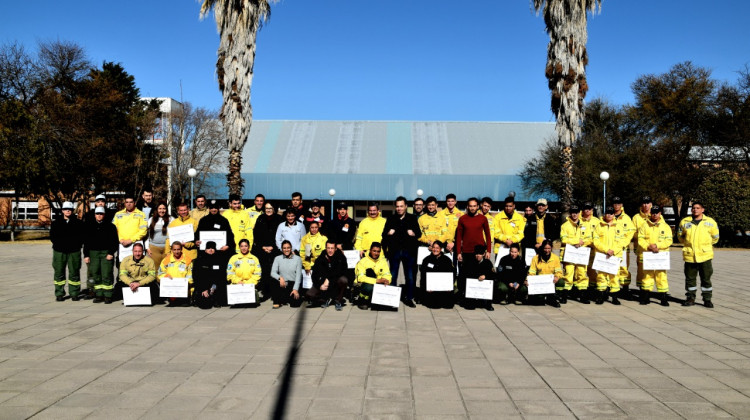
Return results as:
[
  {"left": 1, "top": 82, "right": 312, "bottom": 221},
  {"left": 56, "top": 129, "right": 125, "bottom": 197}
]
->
[{"left": 270, "top": 240, "right": 303, "bottom": 308}]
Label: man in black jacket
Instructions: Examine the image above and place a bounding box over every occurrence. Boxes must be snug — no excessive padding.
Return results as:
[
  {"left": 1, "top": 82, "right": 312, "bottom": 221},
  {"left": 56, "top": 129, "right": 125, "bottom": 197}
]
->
[
  {"left": 192, "top": 241, "right": 225, "bottom": 309},
  {"left": 82, "top": 194, "right": 115, "bottom": 298},
  {"left": 496, "top": 243, "right": 527, "bottom": 305},
  {"left": 325, "top": 201, "right": 356, "bottom": 250},
  {"left": 382, "top": 196, "right": 422, "bottom": 307},
  {"left": 50, "top": 201, "right": 84, "bottom": 301},
  {"left": 307, "top": 241, "right": 349, "bottom": 310},
  {"left": 83, "top": 207, "right": 119, "bottom": 303},
  {"left": 252, "top": 202, "right": 283, "bottom": 300}
]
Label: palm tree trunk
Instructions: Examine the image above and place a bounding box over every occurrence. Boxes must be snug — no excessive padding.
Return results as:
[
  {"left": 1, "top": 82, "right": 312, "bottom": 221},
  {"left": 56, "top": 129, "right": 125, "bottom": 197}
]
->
[
  {"left": 560, "top": 146, "right": 574, "bottom": 211},
  {"left": 227, "top": 149, "right": 244, "bottom": 196}
]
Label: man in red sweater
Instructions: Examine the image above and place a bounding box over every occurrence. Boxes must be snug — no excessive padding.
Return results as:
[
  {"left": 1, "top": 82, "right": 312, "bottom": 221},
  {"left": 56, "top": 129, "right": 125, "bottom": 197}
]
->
[{"left": 456, "top": 197, "right": 492, "bottom": 306}]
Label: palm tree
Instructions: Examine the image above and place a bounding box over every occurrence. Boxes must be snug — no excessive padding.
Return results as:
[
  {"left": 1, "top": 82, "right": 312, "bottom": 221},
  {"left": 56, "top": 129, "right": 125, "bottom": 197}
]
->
[
  {"left": 200, "top": 0, "right": 273, "bottom": 196},
  {"left": 532, "top": 0, "right": 601, "bottom": 210}
]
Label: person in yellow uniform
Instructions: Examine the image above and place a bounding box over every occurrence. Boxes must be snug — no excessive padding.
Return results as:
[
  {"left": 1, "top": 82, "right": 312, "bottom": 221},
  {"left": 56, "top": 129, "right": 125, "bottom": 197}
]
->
[
  {"left": 480, "top": 197, "right": 496, "bottom": 251},
  {"left": 227, "top": 239, "right": 262, "bottom": 304},
  {"left": 224, "top": 194, "right": 253, "bottom": 253},
  {"left": 189, "top": 195, "right": 209, "bottom": 222},
  {"left": 631, "top": 196, "right": 652, "bottom": 290},
  {"left": 593, "top": 207, "right": 630, "bottom": 305},
  {"left": 158, "top": 241, "right": 193, "bottom": 306},
  {"left": 354, "top": 202, "right": 386, "bottom": 258},
  {"left": 637, "top": 205, "right": 673, "bottom": 306},
  {"left": 418, "top": 196, "right": 447, "bottom": 247},
  {"left": 439, "top": 194, "right": 464, "bottom": 254},
  {"left": 246, "top": 194, "right": 266, "bottom": 227},
  {"left": 611, "top": 196, "right": 636, "bottom": 300},
  {"left": 354, "top": 242, "right": 392, "bottom": 310},
  {"left": 677, "top": 201, "right": 720, "bottom": 308},
  {"left": 527, "top": 239, "right": 564, "bottom": 308},
  {"left": 559, "top": 205, "right": 593, "bottom": 304},
  {"left": 166, "top": 202, "right": 198, "bottom": 260},
  {"left": 300, "top": 220, "right": 328, "bottom": 275},
  {"left": 113, "top": 194, "right": 148, "bottom": 260},
  {"left": 493, "top": 196, "right": 526, "bottom": 254},
  {"left": 117, "top": 243, "right": 158, "bottom": 304},
  {"left": 579, "top": 202, "right": 601, "bottom": 291}
]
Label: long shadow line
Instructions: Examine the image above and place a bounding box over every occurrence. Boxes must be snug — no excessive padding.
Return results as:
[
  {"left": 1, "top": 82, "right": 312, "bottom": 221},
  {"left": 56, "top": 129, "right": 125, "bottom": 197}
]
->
[{"left": 271, "top": 303, "right": 308, "bottom": 420}]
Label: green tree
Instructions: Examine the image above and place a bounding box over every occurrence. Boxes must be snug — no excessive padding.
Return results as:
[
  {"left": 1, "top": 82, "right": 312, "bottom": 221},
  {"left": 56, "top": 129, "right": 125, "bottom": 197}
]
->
[
  {"left": 200, "top": 0, "right": 274, "bottom": 197},
  {"left": 694, "top": 170, "right": 750, "bottom": 246}
]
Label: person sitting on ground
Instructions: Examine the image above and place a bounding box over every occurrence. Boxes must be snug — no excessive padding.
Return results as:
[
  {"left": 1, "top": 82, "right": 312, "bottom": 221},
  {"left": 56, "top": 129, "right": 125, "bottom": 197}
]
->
[
  {"left": 158, "top": 241, "right": 194, "bottom": 307},
  {"left": 353, "top": 242, "right": 392, "bottom": 310},
  {"left": 227, "top": 238, "right": 262, "bottom": 305},
  {"left": 192, "top": 241, "right": 225, "bottom": 309},
  {"left": 269, "top": 240, "right": 303, "bottom": 309},
  {"left": 460, "top": 244, "right": 496, "bottom": 311},
  {"left": 307, "top": 241, "right": 349, "bottom": 311},
  {"left": 420, "top": 240, "right": 455, "bottom": 309},
  {"left": 527, "top": 239, "right": 563, "bottom": 308},
  {"left": 117, "top": 242, "right": 158, "bottom": 304},
  {"left": 496, "top": 243, "right": 527, "bottom": 305}
]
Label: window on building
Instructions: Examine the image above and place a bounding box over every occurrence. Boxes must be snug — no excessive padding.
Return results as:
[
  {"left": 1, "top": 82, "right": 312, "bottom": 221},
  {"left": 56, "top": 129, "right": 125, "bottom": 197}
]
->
[{"left": 11, "top": 202, "right": 39, "bottom": 220}]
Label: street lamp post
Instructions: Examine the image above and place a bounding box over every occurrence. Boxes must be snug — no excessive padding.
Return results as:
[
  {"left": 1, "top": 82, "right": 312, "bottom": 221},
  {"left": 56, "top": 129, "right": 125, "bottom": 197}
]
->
[
  {"left": 188, "top": 168, "right": 198, "bottom": 210},
  {"left": 328, "top": 189, "right": 336, "bottom": 220},
  {"left": 600, "top": 171, "right": 610, "bottom": 211}
]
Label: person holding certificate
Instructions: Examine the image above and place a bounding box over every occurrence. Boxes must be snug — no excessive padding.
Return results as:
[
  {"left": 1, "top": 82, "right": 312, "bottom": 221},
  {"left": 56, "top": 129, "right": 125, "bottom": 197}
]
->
[
  {"left": 559, "top": 205, "right": 593, "bottom": 304},
  {"left": 166, "top": 202, "right": 198, "bottom": 260},
  {"left": 192, "top": 241, "right": 224, "bottom": 309},
  {"left": 420, "top": 241, "right": 455, "bottom": 309},
  {"left": 270, "top": 240, "right": 303, "bottom": 308},
  {"left": 354, "top": 243, "right": 392, "bottom": 310},
  {"left": 461, "top": 245, "right": 496, "bottom": 311},
  {"left": 300, "top": 221, "right": 328, "bottom": 277},
  {"left": 593, "top": 207, "right": 630, "bottom": 305},
  {"left": 612, "top": 197, "right": 636, "bottom": 300},
  {"left": 636, "top": 205, "right": 673, "bottom": 306},
  {"left": 227, "top": 239, "right": 262, "bottom": 305},
  {"left": 158, "top": 242, "right": 193, "bottom": 307},
  {"left": 117, "top": 243, "right": 158, "bottom": 304},
  {"left": 527, "top": 240, "right": 564, "bottom": 308},
  {"left": 496, "top": 244, "right": 527, "bottom": 305}
]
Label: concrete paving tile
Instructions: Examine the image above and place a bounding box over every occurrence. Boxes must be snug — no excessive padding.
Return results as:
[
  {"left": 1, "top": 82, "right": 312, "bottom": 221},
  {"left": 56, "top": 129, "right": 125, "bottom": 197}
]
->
[
  {"left": 1, "top": 405, "right": 46, "bottom": 420},
  {"left": 28, "top": 405, "right": 95, "bottom": 420},
  {"left": 464, "top": 400, "right": 517, "bottom": 415},
  {"left": 363, "top": 398, "right": 414, "bottom": 415},
  {"left": 600, "top": 387, "right": 657, "bottom": 402},
  {"left": 692, "top": 388, "right": 750, "bottom": 403},
  {"left": 564, "top": 402, "right": 628, "bottom": 419},
  {"left": 414, "top": 399, "right": 466, "bottom": 416},
  {"left": 664, "top": 402, "right": 734, "bottom": 419},
  {"left": 413, "top": 386, "right": 460, "bottom": 401},
  {"left": 204, "top": 396, "right": 261, "bottom": 412},
  {"left": 308, "top": 397, "right": 362, "bottom": 414},
  {"left": 615, "top": 401, "right": 683, "bottom": 418},
  {"left": 554, "top": 388, "right": 609, "bottom": 402},
  {"left": 513, "top": 400, "right": 572, "bottom": 417},
  {"left": 84, "top": 408, "right": 148, "bottom": 420},
  {"left": 459, "top": 387, "right": 509, "bottom": 401}
]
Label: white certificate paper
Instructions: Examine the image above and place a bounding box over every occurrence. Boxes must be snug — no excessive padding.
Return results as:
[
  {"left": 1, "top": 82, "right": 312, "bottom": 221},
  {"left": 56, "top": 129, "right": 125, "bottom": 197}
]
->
[
  {"left": 494, "top": 246, "right": 510, "bottom": 266},
  {"left": 417, "top": 247, "right": 430, "bottom": 265},
  {"left": 227, "top": 283, "right": 256, "bottom": 305},
  {"left": 160, "top": 277, "right": 188, "bottom": 298},
  {"left": 563, "top": 246, "right": 591, "bottom": 266},
  {"left": 168, "top": 224, "right": 194, "bottom": 244},
  {"left": 643, "top": 251, "right": 670, "bottom": 270},
  {"left": 465, "top": 278, "right": 494, "bottom": 300},
  {"left": 122, "top": 287, "right": 152, "bottom": 306},
  {"left": 198, "top": 231, "right": 226, "bottom": 250},
  {"left": 371, "top": 284, "right": 401, "bottom": 308},
  {"left": 592, "top": 252, "right": 621, "bottom": 275},
  {"left": 343, "top": 250, "right": 361, "bottom": 269},
  {"left": 527, "top": 274, "right": 555, "bottom": 295},
  {"left": 525, "top": 248, "right": 536, "bottom": 266},
  {"left": 302, "top": 271, "right": 313, "bottom": 289},
  {"left": 426, "top": 272, "right": 454, "bottom": 291}
]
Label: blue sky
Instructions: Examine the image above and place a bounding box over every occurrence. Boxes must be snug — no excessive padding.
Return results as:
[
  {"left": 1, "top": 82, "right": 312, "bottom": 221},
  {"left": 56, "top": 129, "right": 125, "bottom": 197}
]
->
[{"left": 2, "top": 1, "right": 749, "bottom": 122}]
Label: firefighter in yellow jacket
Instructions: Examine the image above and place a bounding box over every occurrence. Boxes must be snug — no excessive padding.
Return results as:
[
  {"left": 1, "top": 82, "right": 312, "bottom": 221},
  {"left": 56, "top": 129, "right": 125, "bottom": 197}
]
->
[
  {"left": 611, "top": 196, "right": 636, "bottom": 299},
  {"left": 158, "top": 241, "right": 193, "bottom": 306},
  {"left": 226, "top": 239, "right": 262, "bottom": 304},
  {"left": 559, "top": 205, "right": 593, "bottom": 303},
  {"left": 354, "top": 203, "right": 386, "bottom": 258},
  {"left": 677, "top": 201, "right": 720, "bottom": 308},
  {"left": 113, "top": 194, "right": 147, "bottom": 252},
  {"left": 631, "top": 196, "right": 652, "bottom": 288},
  {"left": 637, "top": 205, "right": 673, "bottom": 306},
  {"left": 300, "top": 220, "right": 328, "bottom": 273},
  {"left": 166, "top": 202, "right": 198, "bottom": 260},
  {"left": 418, "top": 197, "right": 447, "bottom": 246},
  {"left": 493, "top": 196, "right": 525, "bottom": 253},
  {"left": 118, "top": 243, "right": 158, "bottom": 303},
  {"left": 593, "top": 207, "right": 631, "bottom": 305},
  {"left": 439, "top": 194, "right": 464, "bottom": 253},
  {"left": 354, "top": 242, "right": 392, "bottom": 310},
  {"left": 224, "top": 194, "right": 253, "bottom": 252}
]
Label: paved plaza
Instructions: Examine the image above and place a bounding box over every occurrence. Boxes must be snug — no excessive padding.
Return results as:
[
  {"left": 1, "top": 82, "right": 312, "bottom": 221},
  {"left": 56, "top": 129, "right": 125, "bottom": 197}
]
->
[{"left": 1, "top": 242, "right": 749, "bottom": 419}]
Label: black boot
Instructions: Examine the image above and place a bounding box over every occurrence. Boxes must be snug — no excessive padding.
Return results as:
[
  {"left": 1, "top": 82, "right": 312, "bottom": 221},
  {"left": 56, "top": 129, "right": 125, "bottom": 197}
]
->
[
  {"left": 579, "top": 288, "right": 590, "bottom": 304},
  {"left": 660, "top": 292, "right": 669, "bottom": 307},
  {"left": 558, "top": 289, "right": 567, "bottom": 304},
  {"left": 547, "top": 295, "right": 561, "bottom": 308},
  {"left": 595, "top": 291, "right": 604, "bottom": 305},
  {"left": 620, "top": 288, "right": 632, "bottom": 301},
  {"left": 611, "top": 292, "right": 621, "bottom": 305},
  {"left": 640, "top": 290, "right": 650, "bottom": 305}
]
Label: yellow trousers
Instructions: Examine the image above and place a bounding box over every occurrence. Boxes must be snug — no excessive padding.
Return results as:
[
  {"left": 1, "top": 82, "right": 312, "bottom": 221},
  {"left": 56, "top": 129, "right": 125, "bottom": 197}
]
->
[
  {"left": 638, "top": 262, "right": 668, "bottom": 293},
  {"left": 596, "top": 272, "right": 620, "bottom": 293},
  {"left": 564, "top": 264, "right": 588, "bottom": 290}
]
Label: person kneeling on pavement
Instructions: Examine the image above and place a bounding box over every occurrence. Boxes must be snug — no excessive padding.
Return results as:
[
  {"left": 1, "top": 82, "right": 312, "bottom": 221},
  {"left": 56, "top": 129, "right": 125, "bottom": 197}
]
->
[
  {"left": 496, "top": 243, "right": 527, "bottom": 305},
  {"left": 227, "top": 239, "right": 262, "bottom": 305},
  {"left": 460, "top": 245, "right": 495, "bottom": 311},
  {"left": 269, "top": 240, "right": 303, "bottom": 309},
  {"left": 117, "top": 243, "right": 159, "bottom": 304},
  {"left": 527, "top": 239, "right": 564, "bottom": 308},
  {"left": 192, "top": 241, "right": 225, "bottom": 309},
  {"left": 420, "top": 241, "right": 455, "bottom": 309},
  {"left": 354, "top": 242, "right": 392, "bottom": 310},
  {"left": 158, "top": 242, "right": 193, "bottom": 307},
  {"left": 307, "top": 241, "right": 349, "bottom": 311}
]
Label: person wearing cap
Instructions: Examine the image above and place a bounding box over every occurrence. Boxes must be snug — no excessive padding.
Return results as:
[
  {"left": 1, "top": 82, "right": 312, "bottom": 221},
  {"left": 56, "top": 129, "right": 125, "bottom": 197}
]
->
[
  {"left": 166, "top": 202, "right": 199, "bottom": 260},
  {"left": 227, "top": 238, "right": 262, "bottom": 304},
  {"left": 593, "top": 207, "right": 630, "bottom": 305},
  {"left": 440, "top": 194, "right": 464, "bottom": 254},
  {"left": 460, "top": 244, "right": 496, "bottom": 311},
  {"left": 580, "top": 201, "right": 601, "bottom": 293},
  {"left": 112, "top": 194, "right": 148, "bottom": 255},
  {"left": 224, "top": 194, "right": 253, "bottom": 253},
  {"left": 252, "top": 202, "right": 282, "bottom": 301},
  {"left": 192, "top": 241, "right": 225, "bottom": 309},
  {"left": 117, "top": 242, "right": 159, "bottom": 303},
  {"left": 307, "top": 240, "right": 349, "bottom": 310},
  {"left": 83, "top": 194, "right": 114, "bottom": 298},
  {"left": 189, "top": 195, "right": 209, "bottom": 222},
  {"left": 456, "top": 198, "right": 493, "bottom": 310},
  {"left": 353, "top": 242, "right": 392, "bottom": 310},
  {"left": 632, "top": 196, "right": 653, "bottom": 289},
  {"left": 159, "top": 241, "right": 194, "bottom": 306},
  {"left": 382, "top": 196, "right": 422, "bottom": 307},
  {"left": 493, "top": 196, "right": 526, "bottom": 255},
  {"left": 300, "top": 220, "right": 328, "bottom": 277},
  {"left": 246, "top": 194, "right": 266, "bottom": 226},
  {"left": 559, "top": 205, "right": 593, "bottom": 304},
  {"left": 527, "top": 239, "right": 564, "bottom": 307},
  {"left": 83, "top": 206, "right": 119, "bottom": 303},
  {"left": 50, "top": 201, "right": 84, "bottom": 301},
  {"left": 302, "top": 199, "right": 326, "bottom": 231},
  {"left": 611, "top": 196, "right": 636, "bottom": 299},
  {"left": 270, "top": 240, "right": 304, "bottom": 308},
  {"left": 420, "top": 240, "right": 455, "bottom": 308},
  {"left": 418, "top": 196, "right": 447, "bottom": 247},
  {"left": 146, "top": 202, "right": 172, "bottom": 267},
  {"left": 354, "top": 202, "right": 386, "bottom": 259},
  {"left": 532, "top": 198, "right": 561, "bottom": 248},
  {"left": 324, "top": 201, "right": 356, "bottom": 251},
  {"left": 636, "top": 205, "right": 673, "bottom": 306},
  {"left": 677, "top": 201, "right": 720, "bottom": 308},
  {"left": 276, "top": 208, "right": 306, "bottom": 254}
]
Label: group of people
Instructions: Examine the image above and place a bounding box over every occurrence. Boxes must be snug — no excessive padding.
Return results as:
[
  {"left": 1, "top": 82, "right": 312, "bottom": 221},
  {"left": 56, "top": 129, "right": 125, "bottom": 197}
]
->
[{"left": 49, "top": 190, "right": 720, "bottom": 310}]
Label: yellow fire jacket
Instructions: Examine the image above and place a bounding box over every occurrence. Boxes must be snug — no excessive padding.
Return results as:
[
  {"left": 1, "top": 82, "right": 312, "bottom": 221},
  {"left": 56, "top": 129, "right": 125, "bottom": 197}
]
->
[
  {"left": 637, "top": 218, "right": 673, "bottom": 261},
  {"left": 166, "top": 216, "right": 198, "bottom": 260},
  {"left": 439, "top": 207, "right": 464, "bottom": 244},
  {"left": 119, "top": 255, "right": 156, "bottom": 285},
  {"left": 354, "top": 215, "right": 386, "bottom": 252},
  {"left": 113, "top": 209, "right": 147, "bottom": 242},
  {"left": 593, "top": 220, "right": 629, "bottom": 258},
  {"left": 227, "top": 252, "right": 262, "bottom": 284},
  {"left": 560, "top": 216, "right": 594, "bottom": 260},
  {"left": 158, "top": 253, "right": 193, "bottom": 283},
  {"left": 493, "top": 211, "right": 526, "bottom": 251},
  {"left": 189, "top": 207, "right": 209, "bottom": 223},
  {"left": 223, "top": 209, "right": 253, "bottom": 251},
  {"left": 354, "top": 255, "right": 392, "bottom": 285},
  {"left": 300, "top": 232, "right": 328, "bottom": 271},
  {"left": 483, "top": 212, "right": 496, "bottom": 248},
  {"left": 631, "top": 210, "right": 650, "bottom": 255},
  {"left": 613, "top": 211, "right": 636, "bottom": 249},
  {"left": 418, "top": 212, "right": 447, "bottom": 245},
  {"left": 677, "top": 215, "right": 720, "bottom": 263},
  {"left": 528, "top": 253, "right": 563, "bottom": 278}
]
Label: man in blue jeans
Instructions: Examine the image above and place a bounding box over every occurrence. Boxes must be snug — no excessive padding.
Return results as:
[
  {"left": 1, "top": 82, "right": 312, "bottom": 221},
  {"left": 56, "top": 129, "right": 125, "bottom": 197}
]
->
[{"left": 381, "top": 196, "right": 422, "bottom": 307}]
